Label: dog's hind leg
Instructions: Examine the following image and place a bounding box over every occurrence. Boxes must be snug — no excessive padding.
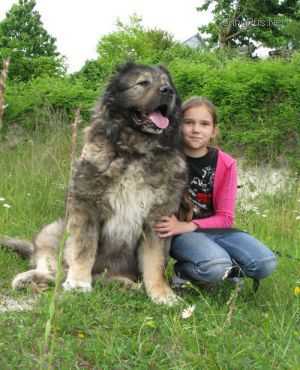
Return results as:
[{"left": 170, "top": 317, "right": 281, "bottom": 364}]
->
[
  {"left": 139, "top": 235, "right": 178, "bottom": 306},
  {"left": 0, "top": 237, "right": 34, "bottom": 258},
  {"left": 63, "top": 208, "right": 98, "bottom": 292},
  {"left": 12, "top": 219, "right": 65, "bottom": 290}
]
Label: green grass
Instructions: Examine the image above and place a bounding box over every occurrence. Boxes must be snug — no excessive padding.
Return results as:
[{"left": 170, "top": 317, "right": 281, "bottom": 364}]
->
[{"left": 0, "top": 126, "right": 299, "bottom": 370}]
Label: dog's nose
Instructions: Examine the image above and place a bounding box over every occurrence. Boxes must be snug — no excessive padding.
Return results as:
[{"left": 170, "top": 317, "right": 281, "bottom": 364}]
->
[{"left": 160, "top": 85, "right": 173, "bottom": 95}]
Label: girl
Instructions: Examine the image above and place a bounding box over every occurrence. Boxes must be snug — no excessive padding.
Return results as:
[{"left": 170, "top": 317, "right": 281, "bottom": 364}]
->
[{"left": 154, "top": 96, "right": 277, "bottom": 287}]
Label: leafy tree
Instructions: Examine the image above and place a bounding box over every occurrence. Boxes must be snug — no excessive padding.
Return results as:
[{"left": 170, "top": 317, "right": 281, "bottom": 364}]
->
[
  {"left": 198, "top": 0, "right": 300, "bottom": 53},
  {"left": 74, "top": 15, "right": 188, "bottom": 85},
  {"left": 0, "top": 0, "right": 65, "bottom": 81},
  {"left": 96, "top": 15, "right": 179, "bottom": 77},
  {"left": 72, "top": 59, "right": 104, "bottom": 89}
]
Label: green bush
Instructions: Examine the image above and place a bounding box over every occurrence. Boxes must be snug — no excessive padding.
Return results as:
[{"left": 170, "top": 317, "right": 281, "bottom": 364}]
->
[
  {"left": 4, "top": 76, "right": 99, "bottom": 129},
  {"left": 168, "top": 52, "right": 300, "bottom": 168},
  {"left": 3, "top": 48, "right": 300, "bottom": 170}
]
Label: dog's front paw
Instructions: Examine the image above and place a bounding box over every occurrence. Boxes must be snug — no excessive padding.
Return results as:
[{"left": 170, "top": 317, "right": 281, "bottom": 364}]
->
[
  {"left": 148, "top": 284, "right": 179, "bottom": 306},
  {"left": 12, "top": 271, "right": 34, "bottom": 290},
  {"left": 62, "top": 278, "right": 92, "bottom": 292},
  {"left": 12, "top": 270, "right": 54, "bottom": 290}
]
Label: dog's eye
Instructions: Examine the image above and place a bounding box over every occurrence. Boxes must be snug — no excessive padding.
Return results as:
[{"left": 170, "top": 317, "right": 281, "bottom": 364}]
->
[{"left": 137, "top": 80, "right": 150, "bottom": 87}]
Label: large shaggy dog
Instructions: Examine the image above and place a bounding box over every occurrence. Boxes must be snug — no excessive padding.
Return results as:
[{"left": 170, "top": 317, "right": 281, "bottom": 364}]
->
[{"left": 0, "top": 63, "right": 187, "bottom": 305}]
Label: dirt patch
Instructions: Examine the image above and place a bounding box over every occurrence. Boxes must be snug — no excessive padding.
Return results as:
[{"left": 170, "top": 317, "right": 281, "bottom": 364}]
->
[
  {"left": 0, "top": 294, "right": 36, "bottom": 313},
  {"left": 237, "top": 161, "right": 294, "bottom": 209}
]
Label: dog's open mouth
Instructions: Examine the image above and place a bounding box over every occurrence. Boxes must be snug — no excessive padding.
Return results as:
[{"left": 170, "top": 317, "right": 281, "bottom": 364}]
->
[{"left": 133, "top": 104, "right": 170, "bottom": 134}]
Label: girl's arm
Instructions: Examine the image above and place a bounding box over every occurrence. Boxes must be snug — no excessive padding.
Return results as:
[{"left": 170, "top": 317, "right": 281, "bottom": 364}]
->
[{"left": 191, "top": 161, "right": 237, "bottom": 229}]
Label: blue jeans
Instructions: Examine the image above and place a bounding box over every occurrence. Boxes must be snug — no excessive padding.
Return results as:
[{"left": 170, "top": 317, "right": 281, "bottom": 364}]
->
[{"left": 170, "top": 230, "right": 277, "bottom": 283}]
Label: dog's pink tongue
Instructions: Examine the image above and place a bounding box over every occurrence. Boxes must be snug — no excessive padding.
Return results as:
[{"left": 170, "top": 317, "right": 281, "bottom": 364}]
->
[{"left": 148, "top": 112, "right": 169, "bottom": 129}]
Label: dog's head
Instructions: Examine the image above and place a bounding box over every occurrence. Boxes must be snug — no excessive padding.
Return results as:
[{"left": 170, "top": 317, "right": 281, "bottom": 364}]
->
[{"left": 99, "top": 62, "right": 181, "bottom": 147}]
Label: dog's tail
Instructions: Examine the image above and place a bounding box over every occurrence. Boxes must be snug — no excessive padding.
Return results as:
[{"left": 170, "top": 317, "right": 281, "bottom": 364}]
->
[{"left": 0, "top": 236, "right": 34, "bottom": 258}]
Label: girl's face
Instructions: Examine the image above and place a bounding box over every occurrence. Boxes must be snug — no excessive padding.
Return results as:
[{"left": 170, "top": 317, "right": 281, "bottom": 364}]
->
[{"left": 181, "top": 105, "right": 217, "bottom": 157}]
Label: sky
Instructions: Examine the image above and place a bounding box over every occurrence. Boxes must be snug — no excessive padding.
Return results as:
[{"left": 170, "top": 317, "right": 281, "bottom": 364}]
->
[{"left": 0, "top": 0, "right": 213, "bottom": 72}]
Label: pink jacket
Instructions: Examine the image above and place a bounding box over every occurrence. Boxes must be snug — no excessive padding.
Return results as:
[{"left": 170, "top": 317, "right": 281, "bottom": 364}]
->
[{"left": 191, "top": 149, "right": 237, "bottom": 229}]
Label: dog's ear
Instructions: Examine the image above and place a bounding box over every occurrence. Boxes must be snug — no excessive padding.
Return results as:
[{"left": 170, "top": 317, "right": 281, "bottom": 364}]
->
[
  {"left": 103, "top": 121, "right": 121, "bottom": 144},
  {"left": 157, "top": 64, "right": 182, "bottom": 119},
  {"left": 163, "top": 107, "right": 182, "bottom": 149},
  {"left": 89, "top": 103, "right": 121, "bottom": 144},
  {"left": 157, "top": 65, "right": 177, "bottom": 90},
  {"left": 100, "top": 106, "right": 121, "bottom": 144},
  {"left": 157, "top": 65, "right": 182, "bottom": 148}
]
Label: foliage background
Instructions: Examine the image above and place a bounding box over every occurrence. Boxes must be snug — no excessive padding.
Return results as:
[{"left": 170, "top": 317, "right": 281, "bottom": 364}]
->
[{"left": 1, "top": 4, "right": 300, "bottom": 171}]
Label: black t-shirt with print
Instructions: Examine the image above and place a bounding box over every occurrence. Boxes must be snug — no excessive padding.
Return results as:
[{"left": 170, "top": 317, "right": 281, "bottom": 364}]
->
[{"left": 186, "top": 147, "right": 218, "bottom": 219}]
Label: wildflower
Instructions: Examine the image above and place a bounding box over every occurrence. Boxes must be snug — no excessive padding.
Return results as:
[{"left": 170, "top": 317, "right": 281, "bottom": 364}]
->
[
  {"left": 181, "top": 304, "right": 196, "bottom": 319},
  {"left": 0, "top": 197, "right": 5, "bottom": 202},
  {"left": 294, "top": 287, "right": 300, "bottom": 296},
  {"left": 262, "top": 214, "right": 267, "bottom": 218},
  {"left": 77, "top": 332, "right": 85, "bottom": 339},
  {"left": 3, "top": 203, "right": 11, "bottom": 208},
  {"left": 296, "top": 216, "right": 300, "bottom": 221}
]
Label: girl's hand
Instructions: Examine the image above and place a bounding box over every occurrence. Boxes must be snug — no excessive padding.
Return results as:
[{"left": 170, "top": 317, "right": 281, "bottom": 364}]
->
[{"left": 154, "top": 214, "right": 197, "bottom": 238}]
